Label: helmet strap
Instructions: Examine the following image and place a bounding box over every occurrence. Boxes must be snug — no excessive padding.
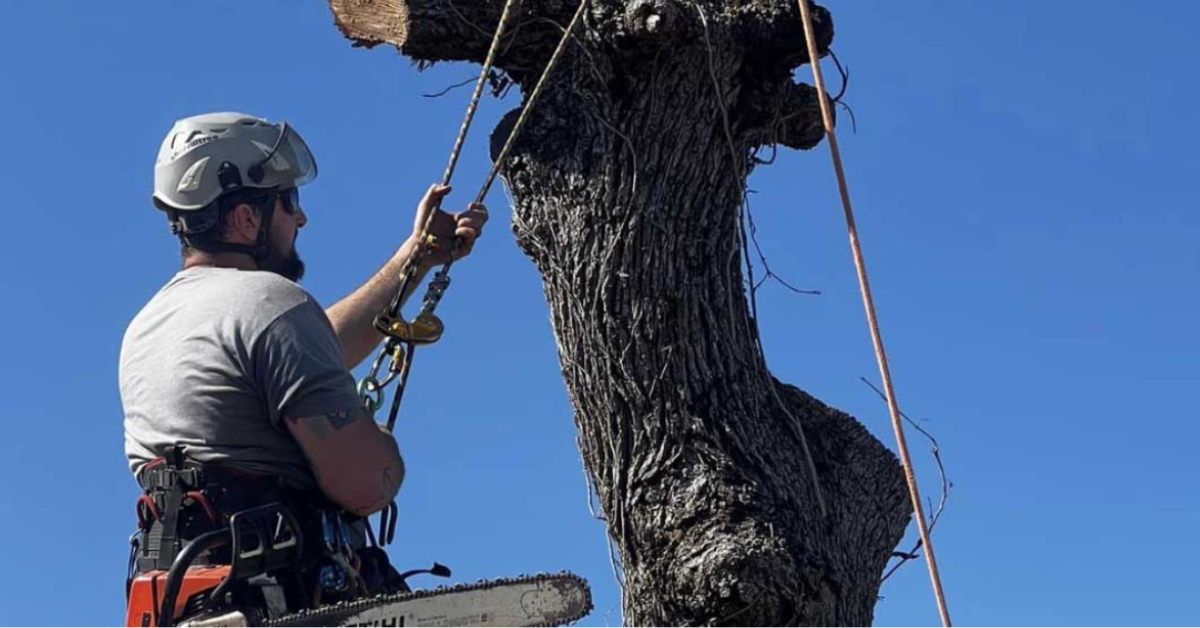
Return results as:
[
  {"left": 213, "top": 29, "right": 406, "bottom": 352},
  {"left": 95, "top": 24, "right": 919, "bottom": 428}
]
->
[
  {"left": 176, "top": 189, "right": 278, "bottom": 265},
  {"left": 249, "top": 189, "right": 278, "bottom": 263}
]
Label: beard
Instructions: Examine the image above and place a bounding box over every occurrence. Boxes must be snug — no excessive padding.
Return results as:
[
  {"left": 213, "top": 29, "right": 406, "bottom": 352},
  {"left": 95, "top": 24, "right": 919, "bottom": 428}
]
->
[{"left": 262, "top": 239, "right": 306, "bottom": 282}]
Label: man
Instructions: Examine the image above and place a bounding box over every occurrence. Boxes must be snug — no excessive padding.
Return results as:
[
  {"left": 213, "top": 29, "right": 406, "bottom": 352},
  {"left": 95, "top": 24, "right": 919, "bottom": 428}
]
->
[{"left": 120, "top": 112, "right": 486, "bottom": 584}]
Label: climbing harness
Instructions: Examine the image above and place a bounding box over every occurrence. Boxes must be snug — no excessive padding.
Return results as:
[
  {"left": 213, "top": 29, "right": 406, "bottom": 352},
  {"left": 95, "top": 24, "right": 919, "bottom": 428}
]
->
[
  {"left": 359, "top": 0, "right": 592, "bottom": 431},
  {"left": 794, "top": 1, "right": 953, "bottom": 624},
  {"left": 127, "top": 445, "right": 417, "bottom": 626}
]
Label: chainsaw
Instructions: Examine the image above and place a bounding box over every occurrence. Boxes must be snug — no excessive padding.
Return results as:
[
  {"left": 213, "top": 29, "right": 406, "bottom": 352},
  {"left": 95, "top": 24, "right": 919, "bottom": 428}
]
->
[
  {"left": 174, "top": 572, "right": 593, "bottom": 627},
  {"left": 126, "top": 504, "right": 592, "bottom": 627},
  {"left": 128, "top": 567, "right": 591, "bottom": 627}
]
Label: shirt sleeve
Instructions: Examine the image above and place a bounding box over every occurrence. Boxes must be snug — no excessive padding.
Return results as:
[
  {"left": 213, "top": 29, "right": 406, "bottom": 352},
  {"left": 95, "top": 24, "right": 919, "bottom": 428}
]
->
[{"left": 252, "top": 299, "right": 362, "bottom": 426}]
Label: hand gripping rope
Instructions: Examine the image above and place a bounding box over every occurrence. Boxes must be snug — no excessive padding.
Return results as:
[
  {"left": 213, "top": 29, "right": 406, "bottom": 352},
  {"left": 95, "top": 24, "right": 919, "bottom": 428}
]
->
[
  {"left": 794, "top": 1, "right": 952, "bottom": 624},
  {"left": 359, "top": 0, "right": 592, "bottom": 431}
]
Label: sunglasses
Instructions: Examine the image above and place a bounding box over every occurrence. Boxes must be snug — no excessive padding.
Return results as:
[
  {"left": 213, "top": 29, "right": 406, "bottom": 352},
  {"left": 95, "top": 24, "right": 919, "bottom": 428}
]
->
[{"left": 279, "top": 188, "right": 302, "bottom": 216}]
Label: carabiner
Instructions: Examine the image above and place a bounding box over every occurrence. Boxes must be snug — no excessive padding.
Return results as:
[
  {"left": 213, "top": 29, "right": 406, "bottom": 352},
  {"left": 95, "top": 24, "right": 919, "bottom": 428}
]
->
[{"left": 357, "top": 377, "right": 384, "bottom": 415}]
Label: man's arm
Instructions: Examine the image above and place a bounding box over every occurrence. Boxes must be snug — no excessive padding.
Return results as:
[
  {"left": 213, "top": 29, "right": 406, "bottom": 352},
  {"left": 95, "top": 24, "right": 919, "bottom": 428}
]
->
[
  {"left": 325, "top": 235, "right": 428, "bottom": 369},
  {"left": 286, "top": 407, "right": 404, "bottom": 516},
  {"left": 326, "top": 184, "right": 488, "bottom": 369}
]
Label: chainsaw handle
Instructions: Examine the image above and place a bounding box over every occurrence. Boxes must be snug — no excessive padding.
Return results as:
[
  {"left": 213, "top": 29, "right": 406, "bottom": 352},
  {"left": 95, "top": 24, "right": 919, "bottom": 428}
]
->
[
  {"left": 158, "top": 529, "right": 231, "bottom": 627},
  {"left": 396, "top": 562, "right": 452, "bottom": 587}
]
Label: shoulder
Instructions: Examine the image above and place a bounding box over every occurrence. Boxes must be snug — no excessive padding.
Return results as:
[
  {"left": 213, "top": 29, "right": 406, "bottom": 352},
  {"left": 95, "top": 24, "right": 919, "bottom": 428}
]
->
[
  {"left": 186, "top": 267, "right": 316, "bottom": 317},
  {"left": 227, "top": 270, "right": 316, "bottom": 314},
  {"left": 130, "top": 268, "right": 328, "bottom": 342},
  {"left": 217, "top": 272, "right": 339, "bottom": 347}
]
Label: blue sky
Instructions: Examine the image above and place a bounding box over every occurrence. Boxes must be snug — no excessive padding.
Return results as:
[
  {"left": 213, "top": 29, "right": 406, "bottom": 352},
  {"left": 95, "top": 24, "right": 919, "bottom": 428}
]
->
[{"left": 0, "top": 1, "right": 1196, "bottom": 625}]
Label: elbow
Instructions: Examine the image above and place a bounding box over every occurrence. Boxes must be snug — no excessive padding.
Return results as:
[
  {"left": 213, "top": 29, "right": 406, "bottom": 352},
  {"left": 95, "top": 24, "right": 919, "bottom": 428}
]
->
[{"left": 318, "top": 452, "right": 405, "bottom": 517}]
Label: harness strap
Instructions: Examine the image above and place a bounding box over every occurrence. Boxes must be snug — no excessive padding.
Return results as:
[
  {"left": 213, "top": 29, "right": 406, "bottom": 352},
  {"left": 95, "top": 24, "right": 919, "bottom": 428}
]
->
[
  {"left": 135, "top": 448, "right": 321, "bottom": 573},
  {"left": 154, "top": 445, "right": 190, "bottom": 568}
]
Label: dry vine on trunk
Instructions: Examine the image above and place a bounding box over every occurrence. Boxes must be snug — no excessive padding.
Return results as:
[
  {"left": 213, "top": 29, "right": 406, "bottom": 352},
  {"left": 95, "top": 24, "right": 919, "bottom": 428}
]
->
[{"left": 328, "top": 0, "right": 912, "bottom": 624}]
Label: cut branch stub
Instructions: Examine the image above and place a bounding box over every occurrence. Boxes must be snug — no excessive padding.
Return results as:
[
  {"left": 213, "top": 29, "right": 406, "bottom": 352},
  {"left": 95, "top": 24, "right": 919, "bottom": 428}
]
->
[
  {"left": 328, "top": 0, "right": 410, "bottom": 49},
  {"left": 736, "top": 0, "right": 834, "bottom": 70},
  {"left": 329, "top": 0, "right": 578, "bottom": 70},
  {"left": 775, "top": 82, "right": 828, "bottom": 150}
]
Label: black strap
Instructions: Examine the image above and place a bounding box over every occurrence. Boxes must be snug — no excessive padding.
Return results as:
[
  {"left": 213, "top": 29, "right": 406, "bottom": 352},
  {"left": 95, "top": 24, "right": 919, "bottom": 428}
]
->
[
  {"left": 176, "top": 187, "right": 279, "bottom": 263},
  {"left": 375, "top": 500, "right": 398, "bottom": 547},
  {"left": 153, "top": 446, "right": 190, "bottom": 568},
  {"left": 126, "top": 533, "right": 140, "bottom": 601},
  {"left": 386, "top": 501, "right": 398, "bottom": 546},
  {"left": 136, "top": 451, "right": 329, "bottom": 573}
]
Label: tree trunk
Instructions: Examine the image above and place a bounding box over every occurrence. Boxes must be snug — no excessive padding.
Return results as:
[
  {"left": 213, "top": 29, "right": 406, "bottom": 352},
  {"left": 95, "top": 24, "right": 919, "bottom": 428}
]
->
[{"left": 329, "top": 0, "right": 912, "bottom": 624}]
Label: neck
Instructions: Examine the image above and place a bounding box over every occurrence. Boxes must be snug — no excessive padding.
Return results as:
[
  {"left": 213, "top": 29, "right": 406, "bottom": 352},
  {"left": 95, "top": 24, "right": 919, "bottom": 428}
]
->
[{"left": 183, "top": 250, "right": 260, "bottom": 272}]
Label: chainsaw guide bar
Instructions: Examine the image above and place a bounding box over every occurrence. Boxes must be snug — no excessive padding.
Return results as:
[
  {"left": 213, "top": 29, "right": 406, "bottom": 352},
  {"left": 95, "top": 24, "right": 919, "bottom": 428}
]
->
[{"left": 261, "top": 572, "right": 592, "bottom": 627}]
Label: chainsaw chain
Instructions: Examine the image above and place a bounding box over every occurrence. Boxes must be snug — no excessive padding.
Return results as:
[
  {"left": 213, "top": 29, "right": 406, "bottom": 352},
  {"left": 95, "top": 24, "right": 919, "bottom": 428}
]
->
[{"left": 263, "top": 571, "right": 592, "bottom": 627}]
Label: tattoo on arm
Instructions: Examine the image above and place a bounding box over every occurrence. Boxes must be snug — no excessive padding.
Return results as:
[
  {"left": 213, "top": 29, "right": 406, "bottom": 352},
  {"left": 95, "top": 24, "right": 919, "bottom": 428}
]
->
[
  {"left": 285, "top": 407, "right": 401, "bottom": 516},
  {"left": 326, "top": 409, "right": 358, "bottom": 431},
  {"left": 287, "top": 408, "right": 366, "bottom": 438}
]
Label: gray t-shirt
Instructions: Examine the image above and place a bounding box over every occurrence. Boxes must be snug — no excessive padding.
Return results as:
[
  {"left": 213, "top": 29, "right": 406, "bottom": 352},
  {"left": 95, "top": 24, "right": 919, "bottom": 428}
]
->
[{"left": 120, "top": 266, "right": 362, "bottom": 488}]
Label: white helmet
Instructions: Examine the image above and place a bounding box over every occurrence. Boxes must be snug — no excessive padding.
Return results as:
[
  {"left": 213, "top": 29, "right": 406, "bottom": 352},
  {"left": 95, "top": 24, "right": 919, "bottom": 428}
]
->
[
  {"left": 152, "top": 113, "right": 317, "bottom": 255},
  {"left": 153, "top": 112, "right": 317, "bottom": 212}
]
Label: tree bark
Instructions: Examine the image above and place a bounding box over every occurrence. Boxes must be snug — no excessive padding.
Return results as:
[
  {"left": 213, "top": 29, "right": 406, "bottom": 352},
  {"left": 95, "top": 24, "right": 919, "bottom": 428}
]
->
[{"left": 329, "top": 0, "right": 911, "bottom": 624}]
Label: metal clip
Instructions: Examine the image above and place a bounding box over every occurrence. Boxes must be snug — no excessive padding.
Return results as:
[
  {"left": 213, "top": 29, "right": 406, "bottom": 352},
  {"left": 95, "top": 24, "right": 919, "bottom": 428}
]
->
[
  {"left": 357, "top": 377, "right": 383, "bottom": 415},
  {"left": 373, "top": 311, "right": 445, "bottom": 345},
  {"left": 321, "top": 512, "right": 339, "bottom": 554},
  {"left": 419, "top": 269, "right": 452, "bottom": 316},
  {"left": 318, "top": 564, "right": 349, "bottom": 594}
]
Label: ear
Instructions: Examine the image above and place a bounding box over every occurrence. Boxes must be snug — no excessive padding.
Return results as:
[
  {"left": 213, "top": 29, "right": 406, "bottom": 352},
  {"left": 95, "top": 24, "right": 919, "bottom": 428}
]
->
[{"left": 225, "top": 203, "right": 262, "bottom": 244}]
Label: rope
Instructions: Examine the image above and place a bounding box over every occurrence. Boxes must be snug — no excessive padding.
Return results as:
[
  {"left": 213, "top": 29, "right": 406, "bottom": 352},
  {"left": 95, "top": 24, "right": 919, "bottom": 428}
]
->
[
  {"left": 420, "top": 0, "right": 523, "bottom": 240},
  {"left": 409, "top": 0, "right": 590, "bottom": 283},
  {"left": 380, "top": 0, "right": 521, "bottom": 320},
  {"left": 476, "top": 0, "right": 590, "bottom": 203},
  {"left": 367, "top": 0, "right": 591, "bottom": 426},
  {"left": 794, "top": 1, "right": 952, "bottom": 624},
  {"left": 363, "top": 0, "right": 522, "bottom": 421}
]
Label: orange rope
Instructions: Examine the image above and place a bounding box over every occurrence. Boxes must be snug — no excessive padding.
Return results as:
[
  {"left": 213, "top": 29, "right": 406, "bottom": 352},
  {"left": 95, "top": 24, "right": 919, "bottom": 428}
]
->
[{"left": 794, "top": 2, "right": 952, "bottom": 625}]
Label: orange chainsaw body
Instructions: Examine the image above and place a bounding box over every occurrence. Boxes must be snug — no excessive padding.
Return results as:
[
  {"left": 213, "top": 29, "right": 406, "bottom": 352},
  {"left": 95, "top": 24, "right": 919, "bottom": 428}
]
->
[{"left": 125, "top": 566, "right": 231, "bottom": 627}]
